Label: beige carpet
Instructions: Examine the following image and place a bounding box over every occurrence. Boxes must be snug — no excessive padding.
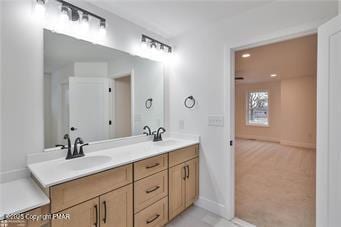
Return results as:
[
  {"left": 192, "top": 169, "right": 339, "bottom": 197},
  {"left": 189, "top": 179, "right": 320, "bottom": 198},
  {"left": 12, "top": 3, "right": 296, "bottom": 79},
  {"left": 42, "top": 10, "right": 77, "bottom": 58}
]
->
[{"left": 235, "top": 139, "right": 316, "bottom": 227}]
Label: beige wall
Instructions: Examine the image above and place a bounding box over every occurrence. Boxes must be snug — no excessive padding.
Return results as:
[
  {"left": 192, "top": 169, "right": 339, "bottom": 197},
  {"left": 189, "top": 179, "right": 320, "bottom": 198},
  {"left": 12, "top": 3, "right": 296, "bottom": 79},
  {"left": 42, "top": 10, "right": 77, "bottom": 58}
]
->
[
  {"left": 235, "top": 76, "right": 316, "bottom": 148},
  {"left": 114, "top": 76, "right": 132, "bottom": 138},
  {"left": 236, "top": 81, "right": 282, "bottom": 142},
  {"left": 280, "top": 76, "right": 316, "bottom": 148}
]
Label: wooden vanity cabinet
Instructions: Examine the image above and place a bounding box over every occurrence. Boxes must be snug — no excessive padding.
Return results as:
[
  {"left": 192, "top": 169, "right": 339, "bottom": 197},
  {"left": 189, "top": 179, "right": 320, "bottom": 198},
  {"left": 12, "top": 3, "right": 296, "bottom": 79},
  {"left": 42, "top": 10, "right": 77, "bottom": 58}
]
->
[
  {"left": 51, "top": 164, "right": 133, "bottom": 227},
  {"left": 169, "top": 145, "right": 199, "bottom": 220},
  {"left": 99, "top": 184, "right": 133, "bottom": 227},
  {"left": 52, "top": 184, "right": 133, "bottom": 227},
  {"left": 52, "top": 198, "right": 99, "bottom": 227},
  {"left": 48, "top": 144, "right": 199, "bottom": 227}
]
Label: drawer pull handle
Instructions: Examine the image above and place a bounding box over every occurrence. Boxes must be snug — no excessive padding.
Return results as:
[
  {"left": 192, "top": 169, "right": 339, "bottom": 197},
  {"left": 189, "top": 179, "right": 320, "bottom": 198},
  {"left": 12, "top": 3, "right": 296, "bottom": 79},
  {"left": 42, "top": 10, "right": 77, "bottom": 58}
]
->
[
  {"left": 94, "top": 205, "right": 98, "bottom": 227},
  {"left": 146, "top": 163, "right": 160, "bottom": 169},
  {"left": 146, "top": 214, "right": 160, "bottom": 224},
  {"left": 146, "top": 185, "right": 160, "bottom": 194},
  {"left": 103, "top": 201, "right": 107, "bottom": 223},
  {"left": 186, "top": 165, "right": 190, "bottom": 179},
  {"left": 183, "top": 166, "right": 187, "bottom": 180}
]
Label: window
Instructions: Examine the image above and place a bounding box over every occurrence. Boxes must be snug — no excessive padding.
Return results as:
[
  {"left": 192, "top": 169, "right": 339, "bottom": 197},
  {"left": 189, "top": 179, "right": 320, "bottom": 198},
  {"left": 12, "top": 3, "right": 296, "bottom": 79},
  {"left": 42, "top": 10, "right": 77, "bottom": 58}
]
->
[{"left": 247, "top": 91, "right": 269, "bottom": 126}]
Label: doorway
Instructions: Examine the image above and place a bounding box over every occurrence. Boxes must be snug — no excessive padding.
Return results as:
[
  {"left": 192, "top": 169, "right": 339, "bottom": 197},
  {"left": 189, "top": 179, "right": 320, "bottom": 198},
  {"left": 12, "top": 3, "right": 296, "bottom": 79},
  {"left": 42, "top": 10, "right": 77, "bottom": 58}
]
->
[
  {"left": 234, "top": 35, "right": 317, "bottom": 227},
  {"left": 112, "top": 75, "right": 132, "bottom": 138}
]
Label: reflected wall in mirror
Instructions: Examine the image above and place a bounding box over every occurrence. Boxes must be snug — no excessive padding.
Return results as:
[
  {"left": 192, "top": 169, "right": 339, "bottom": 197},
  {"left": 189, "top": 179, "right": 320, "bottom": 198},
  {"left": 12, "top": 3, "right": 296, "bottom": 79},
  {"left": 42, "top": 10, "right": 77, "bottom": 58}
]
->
[{"left": 44, "top": 30, "right": 164, "bottom": 149}]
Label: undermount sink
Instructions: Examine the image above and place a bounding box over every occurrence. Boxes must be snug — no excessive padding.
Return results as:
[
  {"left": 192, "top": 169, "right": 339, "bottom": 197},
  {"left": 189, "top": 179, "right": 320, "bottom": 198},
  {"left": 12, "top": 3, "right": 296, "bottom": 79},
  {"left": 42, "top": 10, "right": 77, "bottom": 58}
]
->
[
  {"left": 59, "top": 155, "right": 112, "bottom": 171},
  {"left": 154, "top": 140, "right": 180, "bottom": 147}
]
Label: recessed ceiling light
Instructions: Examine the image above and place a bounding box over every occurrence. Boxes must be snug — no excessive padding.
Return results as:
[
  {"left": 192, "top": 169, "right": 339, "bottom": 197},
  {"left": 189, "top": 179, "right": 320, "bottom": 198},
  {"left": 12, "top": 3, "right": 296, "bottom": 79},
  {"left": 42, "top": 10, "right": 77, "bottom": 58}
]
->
[
  {"left": 242, "top": 53, "right": 251, "bottom": 58},
  {"left": 270, "top": 74, "right": 278, "bottom": 78}
]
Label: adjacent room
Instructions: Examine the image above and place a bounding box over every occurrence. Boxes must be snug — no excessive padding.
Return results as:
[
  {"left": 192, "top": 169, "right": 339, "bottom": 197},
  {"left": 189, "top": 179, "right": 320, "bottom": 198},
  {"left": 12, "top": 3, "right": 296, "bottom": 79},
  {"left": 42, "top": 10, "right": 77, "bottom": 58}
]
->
[{"left": 235, "top": 35, "right": 317, "bottom": 227}]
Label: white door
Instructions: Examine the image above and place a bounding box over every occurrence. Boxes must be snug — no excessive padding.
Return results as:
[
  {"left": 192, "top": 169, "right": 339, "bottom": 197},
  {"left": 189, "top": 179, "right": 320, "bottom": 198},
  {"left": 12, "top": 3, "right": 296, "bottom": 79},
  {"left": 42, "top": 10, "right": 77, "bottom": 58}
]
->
[
  {"left": 317, "top": 15, "right": 341, "bottom": 227},
  {"left": 69, "top": 77, "right": 111, "bottom": 142}
]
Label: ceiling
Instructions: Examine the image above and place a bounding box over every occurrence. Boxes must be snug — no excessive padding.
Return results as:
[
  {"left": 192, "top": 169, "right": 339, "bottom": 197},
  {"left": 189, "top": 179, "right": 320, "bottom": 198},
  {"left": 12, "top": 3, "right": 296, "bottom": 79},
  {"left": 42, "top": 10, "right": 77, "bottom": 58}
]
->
[
  {"left": 235, "top": 34, "right": 317, "bottom": 84},
  {"left": 88, "top": 0, "right": 273, "bottom": 39},
  {"left": 44, "top": 30, "right": 129, "bottom": 73}
]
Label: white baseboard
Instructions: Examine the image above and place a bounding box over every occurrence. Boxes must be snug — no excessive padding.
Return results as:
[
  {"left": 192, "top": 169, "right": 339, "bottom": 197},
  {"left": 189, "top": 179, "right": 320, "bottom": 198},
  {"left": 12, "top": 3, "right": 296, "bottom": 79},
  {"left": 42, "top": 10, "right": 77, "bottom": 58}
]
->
[
  {"left": 280, "top": 140, "right": 316, "bottom": 149},
  {"left": 236, "top": 135, "right": 279, "bottom": 143},
  {"left": 195, "top": 197, "right": 226, "bottom": 218}
]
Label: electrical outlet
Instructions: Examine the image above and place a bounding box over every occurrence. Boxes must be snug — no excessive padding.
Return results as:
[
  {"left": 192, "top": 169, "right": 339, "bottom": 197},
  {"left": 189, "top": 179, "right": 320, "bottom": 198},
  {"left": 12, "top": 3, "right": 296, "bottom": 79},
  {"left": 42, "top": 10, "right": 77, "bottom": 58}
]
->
[{"left": 208, "top": 115, "right": 224, "bottom": 127}]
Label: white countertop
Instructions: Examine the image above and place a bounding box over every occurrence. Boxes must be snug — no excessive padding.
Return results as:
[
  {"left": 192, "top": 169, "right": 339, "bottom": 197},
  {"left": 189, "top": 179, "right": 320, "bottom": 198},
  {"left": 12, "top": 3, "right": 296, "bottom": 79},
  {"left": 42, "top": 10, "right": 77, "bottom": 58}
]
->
[
  {"left": 0, "top": 178, "right": 50, "bottom": 220},
  {"left": 28, "top": 138, "right": 199, "bottom": 188}
]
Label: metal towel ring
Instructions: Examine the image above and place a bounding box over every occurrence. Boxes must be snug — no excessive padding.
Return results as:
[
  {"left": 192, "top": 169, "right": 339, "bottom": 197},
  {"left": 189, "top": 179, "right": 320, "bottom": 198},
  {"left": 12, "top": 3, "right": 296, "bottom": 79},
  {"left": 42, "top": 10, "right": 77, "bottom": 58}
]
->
[
  {"left": 184, "top": 96, "right": 196, "bottom": 109},
  {"left": 145, "top": 98, "right": 153, "bottom": 109}
]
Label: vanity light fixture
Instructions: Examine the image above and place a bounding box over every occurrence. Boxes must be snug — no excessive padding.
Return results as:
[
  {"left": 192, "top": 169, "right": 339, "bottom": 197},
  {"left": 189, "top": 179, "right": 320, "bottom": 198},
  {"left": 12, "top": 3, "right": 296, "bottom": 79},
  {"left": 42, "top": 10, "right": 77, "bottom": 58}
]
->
[
  {"left": 242, "top": 53, "right": 251, "bottom": 58},
  {"left": 141, "top": 34, "right": 172, "bottom": 54},
  {"left": 270, "top": 74, "right": 278, "bottom": 78},
  {"left": 36, "top": 0, "right": 107, "bottom": 34}
]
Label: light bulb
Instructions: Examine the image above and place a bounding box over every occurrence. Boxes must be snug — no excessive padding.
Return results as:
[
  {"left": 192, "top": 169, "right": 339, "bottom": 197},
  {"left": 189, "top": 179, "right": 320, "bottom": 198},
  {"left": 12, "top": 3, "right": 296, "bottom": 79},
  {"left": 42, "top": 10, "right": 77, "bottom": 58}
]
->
[
  {"left": 99, "top": 20, "right": 106, "bottom": 36},
  {"left": 60, "top": 5, "right": 69, "bottom": 22},
  {"left": 34, "top": 0, "right": 46, "bottom": 19},
  {"left": 80, "top": 13, "right": 89, "bottom": 32}
]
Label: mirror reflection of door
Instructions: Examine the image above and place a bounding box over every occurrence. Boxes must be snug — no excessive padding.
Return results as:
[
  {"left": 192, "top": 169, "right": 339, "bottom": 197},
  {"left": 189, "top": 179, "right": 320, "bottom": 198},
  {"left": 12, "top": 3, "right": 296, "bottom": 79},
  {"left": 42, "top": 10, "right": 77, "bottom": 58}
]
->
[{"left": 69, "top": 77, "right": 111, "bottom": 142}]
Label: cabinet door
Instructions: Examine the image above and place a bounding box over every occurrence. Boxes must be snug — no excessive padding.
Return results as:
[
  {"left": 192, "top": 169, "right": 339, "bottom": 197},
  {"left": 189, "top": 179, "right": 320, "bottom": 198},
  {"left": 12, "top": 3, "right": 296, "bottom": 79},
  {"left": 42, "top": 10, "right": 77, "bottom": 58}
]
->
[
  {"left": 100, "top": 184, "right": 133, "bottom": 227},
  {"left": 169, "top": 163, "right": 186, "bottom": 220},
  {"left": 52, "top": 198, "right": 99, "bottom": 227},
  {"left": 185, "top": 158, "right": 199, "bottom": 207}
]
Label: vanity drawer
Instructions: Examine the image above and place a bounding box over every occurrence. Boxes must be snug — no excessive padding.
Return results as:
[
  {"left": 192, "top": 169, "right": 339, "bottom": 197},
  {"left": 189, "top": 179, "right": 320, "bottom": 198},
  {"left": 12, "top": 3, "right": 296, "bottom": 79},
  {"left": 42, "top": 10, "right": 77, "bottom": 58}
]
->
[
  {"left": 169, "top": 145, "right": 199, "bottom": 167},
  {"left": 50, "top": 164, "right": 132, "bottom": 213},
  {"left": 134, "top": 197, "right": 168, "bottom": 227},
  {"left": 134, "top": 170, "right": 168, "bottom": 213},
  {"left": 134, "top": 154, "right": 168, "bottom": 181}
]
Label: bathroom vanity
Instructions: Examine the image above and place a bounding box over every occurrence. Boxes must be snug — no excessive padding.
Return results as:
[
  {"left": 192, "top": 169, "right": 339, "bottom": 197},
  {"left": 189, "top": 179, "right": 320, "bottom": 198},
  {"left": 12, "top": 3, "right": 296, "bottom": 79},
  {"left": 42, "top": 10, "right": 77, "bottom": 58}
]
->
[{"left": 24, "top": 138, "right": 199, "bottom": 227}]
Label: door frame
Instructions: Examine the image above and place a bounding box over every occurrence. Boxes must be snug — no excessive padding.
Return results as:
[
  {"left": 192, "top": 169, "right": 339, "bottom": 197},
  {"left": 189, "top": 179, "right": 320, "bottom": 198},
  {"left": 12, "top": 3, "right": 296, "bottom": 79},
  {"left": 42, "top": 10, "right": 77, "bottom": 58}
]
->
[
  {"left": 223, "top": 26, "right": 319, "bottom": 220},
  {"left": 316, "top": 15, "right": 341, "bottom": 227}
]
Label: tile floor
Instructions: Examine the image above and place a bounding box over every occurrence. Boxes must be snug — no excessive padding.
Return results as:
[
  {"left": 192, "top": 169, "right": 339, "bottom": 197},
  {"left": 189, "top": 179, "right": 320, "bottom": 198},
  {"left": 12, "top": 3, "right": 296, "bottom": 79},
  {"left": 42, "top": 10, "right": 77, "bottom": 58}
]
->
[{"left": 167, "top": 206, "right": 238, "bottom": 227}]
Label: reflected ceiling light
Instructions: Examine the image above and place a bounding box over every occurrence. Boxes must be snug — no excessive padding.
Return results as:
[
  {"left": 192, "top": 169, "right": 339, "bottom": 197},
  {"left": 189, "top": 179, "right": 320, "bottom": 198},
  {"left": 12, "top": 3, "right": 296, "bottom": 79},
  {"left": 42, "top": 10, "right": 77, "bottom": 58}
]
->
[
  {"left": 242, "top": 53, "right": 251, "bottom": 58},
  {"left": 34, "top": 0, "right": 47, "bottom": 18},
  {"left": 270, "top": 74, "right": 278, "bottom": 78}
]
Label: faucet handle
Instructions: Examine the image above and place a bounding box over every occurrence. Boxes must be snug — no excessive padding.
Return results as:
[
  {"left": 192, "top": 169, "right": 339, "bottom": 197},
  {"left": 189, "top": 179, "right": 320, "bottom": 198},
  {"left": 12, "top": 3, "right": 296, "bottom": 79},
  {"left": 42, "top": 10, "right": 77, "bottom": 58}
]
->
[{"left": 79, "top": 143, "right": 89, "bottom": 156}]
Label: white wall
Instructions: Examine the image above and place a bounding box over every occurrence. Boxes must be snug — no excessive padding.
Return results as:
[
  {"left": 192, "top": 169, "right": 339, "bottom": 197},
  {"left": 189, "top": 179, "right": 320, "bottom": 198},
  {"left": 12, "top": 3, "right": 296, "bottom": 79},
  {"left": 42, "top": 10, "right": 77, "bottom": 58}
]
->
[
  {"left": 0, "top": 0, "right": 168, "bottom": 182},
  {"left": 0, "top": 1, "right": 3, "bottom": 182},
  {"left": 74, "top": 62, "right": 108, "bottom": 78},
  {"left": 339, "top": 0, "right": 341, "bottom": 14},
  {"left": 168, "top": 1, "right": 337, "bottom": 218},
  {"left": 281, "top": 76, "right": 317, "bottom": 148},
  {"left": 1, "top": 0, "right": 44, "bottom": 180}
]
